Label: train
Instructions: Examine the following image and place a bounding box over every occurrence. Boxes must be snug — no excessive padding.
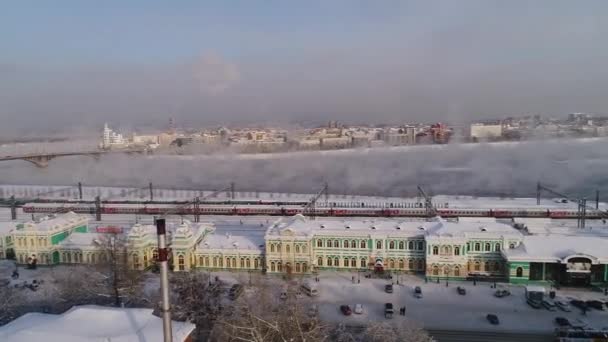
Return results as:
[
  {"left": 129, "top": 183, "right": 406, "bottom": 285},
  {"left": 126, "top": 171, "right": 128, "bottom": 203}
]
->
[{"left": 21, "top": 202, "right": 607, "bottom": 219}]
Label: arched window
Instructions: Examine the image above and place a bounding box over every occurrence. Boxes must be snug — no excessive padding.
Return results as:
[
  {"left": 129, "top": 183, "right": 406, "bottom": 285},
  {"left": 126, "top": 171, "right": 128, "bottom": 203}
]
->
[
  {"left": 277, "top": 262, "right": 282, "bottom": 272},
  {"left": 432, "top": 265, "right": 439, "bottom": 275},
  {"left": 318, "top": 257, "right": 323, "bottom": 266},
  {"left": 454, "top": 246, "right": 460, "bottom": 256},
  {"left": 327, "top": 240, "right": 333, "bottom": 248},
  {"left": 344, "top": 240, "right": 349, "bottom": 248},
  {"left": 495, "top": 243, "right": 501, "bottom": 252},
  {"left": 295, "top": 245, "right": 300, "bottom": 253},
  {"left": 516, "top": 267, "right": 523, "bottom": 277},
  {"left": 493, "top": 262, "right": 500, "bottom": 272},
  {"left": 270, "top": 244, "right": 275, "bottom": 253},
  {"left": 474, "top": 261, "right": 480, "bottom": 271},
  {"left": 361, "top": 240, "right": 366, "bottom": 249},
  {"left": 485, "top": 243, "right": 491, "bottom": 252},
  {"left": 418, "top": 259, "right": 424, "bottom": 270},
  {"left": 199, "top": 256, "right": 203, "bottom": 266},
  {"left": 376, "top": 241, "right": 382, "bottom": 249},
  {"left": 205, "top": 257, "right": 210, "bottom": 267},
  {"left": 351, "top": 240, "right": 356, "bottom": 249},
  {"left": 303, "top": 262, "right": 308, "bottom": 272},
  {"left": 254, "top": 258, "right": 259, "bottom": 268},
  {"left": 302, "top": 245, "right": 307, "bottom": 253},
  {"left": 178, "top": 255, "right": 185, "bottom": 271},
  {"left": 474, "top": 243, "right": 481, "bottom": 251},
  {"left": 327, "top": 258, "right": 332, "bottom": 266},
  {"left": 240, "top": 258, "right": 245, "bottom": 268},
  {"left": 484, "top": 261, "right": 490, "bottom": 271},
  {"left": 389, "top": 241, "right": 395, "bottom": 249},
  {"left": 271, "top": 262, "right": 276, "bottom": 272},
  {"left": 408, "top": 259, "right": 414, "bottom": 270},
  {"left": 334, "top": 240, "right": 340, "bottom": 247},
  {"left": 361, "top": 258, "right": 367, "bottom": 268},
  {"left": 295, "top": 263, "right": 301, "bottom": 273},
  {"left": 389, "top": 259, "right": 395, "bottom": 269},
  {"left": 286, "top": 244, "right": 290, "bottom": 253},
  {"left": 232, "top": 258, "right": 237, "bottom": 268},
  {"left": 399, "top": 259, "right": 404, "bottom": 269},
  {"left": 454, "top": 266, "right": 460, "bottom": 277},
  {"left": 443, "top": 266, "right": 450, "bottom": 276},
  {"left": 509, "top": 243, "right": 515, "bottom": 249},
  {"left": 334, "top": 257, "right": 339, "bottom": 267},
  {"left": 399, "top": 241, "right": 404, "bottom": 250},
  {"left": 408, "top": 241, "right": 414, "bottom": 250},
  {"left": 351, "top": 258, "right": 356, "bottom": 267},
  {"left": 418, "top": 241, "right": 424, "bottom": 250},
  {"left": 432, "top": 246, "right": 439, "bottom": 255},
  {"left": 317, "top": 240, "right": 323, "bottom": 248}
]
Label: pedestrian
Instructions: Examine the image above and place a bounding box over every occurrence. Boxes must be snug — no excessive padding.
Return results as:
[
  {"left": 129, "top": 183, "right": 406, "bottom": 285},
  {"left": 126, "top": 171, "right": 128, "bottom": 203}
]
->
[
  {"left": 352, "top": 276, "right": 355, "bottom": 283},
  {"left": 357, "top": 279, "right": 360, "bottom": 284}
]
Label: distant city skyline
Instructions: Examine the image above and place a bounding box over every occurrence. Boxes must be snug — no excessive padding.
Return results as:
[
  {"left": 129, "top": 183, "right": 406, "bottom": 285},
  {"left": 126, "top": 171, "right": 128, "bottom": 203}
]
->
[{"left": 1, "top": 1, "right": 608, "bottom": 135}]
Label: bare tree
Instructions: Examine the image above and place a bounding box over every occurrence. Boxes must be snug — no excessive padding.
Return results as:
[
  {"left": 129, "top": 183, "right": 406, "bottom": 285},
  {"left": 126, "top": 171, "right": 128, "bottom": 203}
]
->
[{"left": 211, "top": 282, "right": 328, "bottom": 342}]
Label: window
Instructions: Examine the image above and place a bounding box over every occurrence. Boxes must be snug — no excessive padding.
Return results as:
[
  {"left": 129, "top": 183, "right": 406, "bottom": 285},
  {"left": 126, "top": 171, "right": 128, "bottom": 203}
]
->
[
  {"left": 351, "top": 258, "right": 356, "bottom": 267},
  {"left": 317, "top": 240, "right": 323, "bottom": 248},
  {"left": 270, "top": 244, "right": 275, "bottom": 253},
  {"left": 286, "top": 245, "right": 290, "bottom": 253},
  {"left": 361, "top": 258, "right": 366, "bottom": 268},
  {"left": 327, "top": 240, "right": 333, "bottom": 248},
  {"left": 334, "top": 257, "right": 339, "bottom": 267},
  {"left": 199, "top": 256, "right": 203, "bottom": 266},
  {"left": 327, "top": 258, "right": 332, "bottom": 266},
  {"left": 240, "top": 258, "right": 245, "bottom": 268},
  {"left": 295, "top": 263, "right": 301, "bottom": 273},
  {"left": 254, "top": 258, "right": 259, "bottom": 268},
  {"left": 441, "top": 246, "right": 451, "bottom": 255},
  {"left": 178, "top": 255, "right": 185, "bottom": 271},
  {"left": 408, "top": 241, "right": 414, "bottom": 250},
  {"left": 474, "top": 261, "right": 480, "bottom": 271},
  {"left": 361, "top": 240, "right": 366, "bottom": 249},
  {"left": 205, "top": 257, "right": 210, "bottom": 267},
  {"left": 302, "top": 262, "right": 308, "bottom": 272},
  {"left": 474, "top": 243, "right": 481, "bottom": 251},
  {"left": 493, "top": 262, "right": 500, "bottom": 272},
  {"left": 418, "top": 259, "right": 424, "bottom": 270},
  {"left": 389, "top": 241, "right": 395, "bottom": 249},
  {"left": 443, "top": 266, "right": 450, "bottom": 276},
  {"left": 495, "top": 243, "right": 501, "bottom": 252},
  {"left": 408, "top": 259, "right": 414, "bottom": 270},
  {"left": 213, "top": 257, "right": 218, "bottom": 267},
  {"left": 219, "top": 257, "right": 223, "bottom": 267},
  {"left": 318, "top": 257, "right": 323, "bottom": 266},
  {"left": 271, "top": 262, "right": 276, "bottom": 272},
  {"left": 277, "top": 262, "right": 282, "bottom": 272},
  {"left": 232, "top": 258, "right": 237, "bottom": 268},
  {"left": 351, "top": 240, "right": 356, "bottom": 249},
  {"left": 344, "top": 258, "right": 349, "bottom": 267},
  {"left": 516, "top": 267, "right": 523, "bottom": 277},
  {"left": 454, "top": 266, "right": 460, "bottom": 277},
  {"left": 302, "top": 245, "right": 307, "bottom": 253},
  {"left": 485, "top": 243, "right": 491, "bottom": 252},
  {"left": 389, "top": 259, "right": 395, "bottom": 269},
  {"left": 432, "top": 246, "right": 439, "bottom": 255},
  {"left": 376, "top": 241, "right": 382, "bottom": 249},
  {"left": 295, "top": 245, "right": 300, "bottom": 253},
  {"left": 509, "top": 243, "right": 515, "bottom": 249},
  {"left": 454, "top": 246, "right": 460, "bottom": 256},
  {"left": 417, "top": 241, "right": 424, "bottom": 250},
  {"left": 432, "top": 265, "right": 439, "bottom": 275},
  {"left": 484, "top": 261, "right": 490, "bottom": 271},
  {"left": 334, "top": 240, "right": 339, "bottom": 248},
  {"left": 399, "top": 241, "right": 404, "bottom": 250},
  {"left": 344, "top": 240, "right": 349, "bottom": 248},
  {"left": 399, "top": 259, "right": 404, "bottom": 269}
]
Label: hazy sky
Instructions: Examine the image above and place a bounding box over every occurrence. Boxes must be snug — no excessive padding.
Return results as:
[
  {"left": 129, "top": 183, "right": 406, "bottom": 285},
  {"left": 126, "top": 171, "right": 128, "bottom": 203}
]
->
[{"left": 1, "top": 0, "right": 608, "bottom": 135}]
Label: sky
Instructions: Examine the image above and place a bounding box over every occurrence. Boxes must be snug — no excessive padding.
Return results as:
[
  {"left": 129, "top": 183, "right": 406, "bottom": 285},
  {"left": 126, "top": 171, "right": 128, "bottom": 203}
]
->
[{"left": 1, "top": 0, "right": 608, "bottom": 135}]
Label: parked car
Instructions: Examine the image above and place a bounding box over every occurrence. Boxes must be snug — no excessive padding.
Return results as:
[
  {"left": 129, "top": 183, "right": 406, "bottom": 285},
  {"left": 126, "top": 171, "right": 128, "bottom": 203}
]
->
[
  {"left": 570, "top": 300, "right": 588, "bottom": 310},
  {"left": 527, "top": 298, "right": 543, "bottom": 309},
  {"left": 555, "top": 300, "right": 572, "bottom": 312},
  {"left": 384, "top": 303, "right": 394, "bottom": 319},
  {"left": 486, "top": 314, "right": 500, "bottom": 325},
  {"left": 555, "top": 317, "right": 570, "bottom": 327},
  {"left": 340, "top": 305, "right": 352, "bottom": 316},
  {"left": 354, "top": 304, "right": 363, "bottom": 314},
  {"left": 457, "top": 286, "right": 466, "bottom": 295},
  {"left": 385, "top": 284, "right": 393, "bottom": 293},
  {"left": 542, "top": 300, "right": 557, "bottom": 311},
  {"left": 494, "top": 289, "right": 510, "bottom": 297},
  {"left": 586, "top": 300, "right": 605, "bottom": 310},
  {"left": 414, "top": 286, "right": 423, "bottom": 298}
]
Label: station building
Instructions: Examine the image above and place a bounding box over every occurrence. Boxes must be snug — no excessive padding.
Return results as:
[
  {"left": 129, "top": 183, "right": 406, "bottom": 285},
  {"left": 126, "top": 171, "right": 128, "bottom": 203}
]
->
[{"left": 1, "top": 212, "right": 607, "bottom": 287}]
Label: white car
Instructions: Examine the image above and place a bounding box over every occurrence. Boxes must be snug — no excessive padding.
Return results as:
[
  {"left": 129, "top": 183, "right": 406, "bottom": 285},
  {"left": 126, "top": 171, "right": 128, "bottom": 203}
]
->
[{"left": 354, "top": 304, "right": 363, "bottom": 314}]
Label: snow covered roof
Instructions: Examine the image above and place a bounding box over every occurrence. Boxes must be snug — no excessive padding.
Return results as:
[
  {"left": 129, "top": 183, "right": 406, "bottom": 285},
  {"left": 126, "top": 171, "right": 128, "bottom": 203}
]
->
[
  {"left": 424, "top": 217, "right": 522, "bottom": 240},
  {"left": 17, "top": 212, "right": 87, "bottom": 232},
  {"left": 0, "top": 305, "right": 195, "bottom": 342},
  {"left": 503, "top": 235, "right": 608, "bottom": 263},
  {"left": 197, "top": 231, "right": 265, "bottom": 253},
  {"left": 0, "top": 221, "right": 17, "bottom": 235},
  {"left": 57, "top": 232, "right": 105, "bottom": 249}
]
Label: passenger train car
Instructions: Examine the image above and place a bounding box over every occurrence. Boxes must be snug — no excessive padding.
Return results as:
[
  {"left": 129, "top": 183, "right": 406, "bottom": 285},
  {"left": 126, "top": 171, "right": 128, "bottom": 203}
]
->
[{"left": 21, "top": 202, "right": 606, "bottom": 219}]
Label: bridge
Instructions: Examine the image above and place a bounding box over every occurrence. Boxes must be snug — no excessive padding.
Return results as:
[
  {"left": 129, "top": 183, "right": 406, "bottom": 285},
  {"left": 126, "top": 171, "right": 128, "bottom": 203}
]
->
[{"left": 0, "top": 148, "right": 149, "bottom": 168}]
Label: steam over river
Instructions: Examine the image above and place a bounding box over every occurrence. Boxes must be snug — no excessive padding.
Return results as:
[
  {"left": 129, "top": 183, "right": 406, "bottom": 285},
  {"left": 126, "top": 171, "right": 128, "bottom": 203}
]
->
[{"left": 1, "top": 138, "right": 608, "bottom": 198}]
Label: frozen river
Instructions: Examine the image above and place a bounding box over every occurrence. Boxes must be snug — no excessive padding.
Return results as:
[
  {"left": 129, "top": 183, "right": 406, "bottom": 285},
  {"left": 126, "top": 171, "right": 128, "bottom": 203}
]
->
[{"left": 1, "top": 137, "right": 608, "bottom": 198}]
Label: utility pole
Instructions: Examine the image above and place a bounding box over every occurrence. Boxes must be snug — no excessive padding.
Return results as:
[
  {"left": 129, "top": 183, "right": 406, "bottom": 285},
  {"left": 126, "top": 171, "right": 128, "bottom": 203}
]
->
[
  {"left": 155, "top": 219, "right": 173, "bottom": 342},
  {"left": 78, "top": 182, "right": 83, "bottom": 200},
  {"left": 230, "top": 182, "right": 235, "bottom": 200},
  {"left": 10, "top": 195, "right": 16, "bottom": 220},
  {"left": 194, "top": 197, "right": 200, "bottom": 223},
  {"left": 95, "top": 196, "right": 102, "bottom": 222},
  {"left": 536, "top": 181, "right": 541, "bottom": 205},
  {"left": 596, "top": 190, "right": 600, "bottom": 210},
  {"left": 149, "top": 182, "right": 154, "bottom": 201}
]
